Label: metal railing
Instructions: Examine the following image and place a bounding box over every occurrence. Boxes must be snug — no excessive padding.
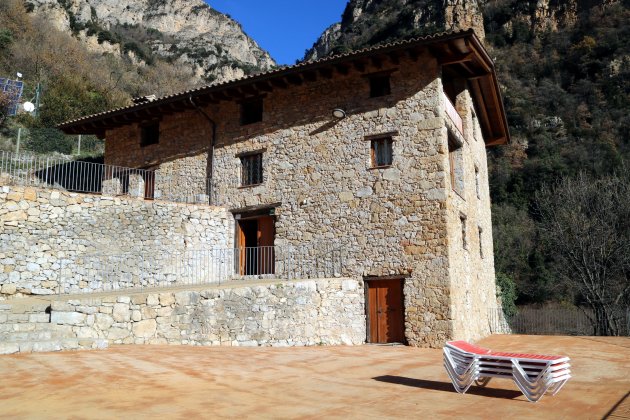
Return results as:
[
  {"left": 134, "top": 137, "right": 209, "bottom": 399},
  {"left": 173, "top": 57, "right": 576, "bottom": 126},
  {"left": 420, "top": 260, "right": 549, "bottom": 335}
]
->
[
  {"left": 58, "top": 243, "right": 347, "bottom": 294},
  {"left": 489, "top": 306, "right": 630, "bottom": 337},
  {"left": 442, "top": 91, "right": 464, "bottom": 134},
  {"left": 0, "top": 150, "right": 213, "bottom": 205}
]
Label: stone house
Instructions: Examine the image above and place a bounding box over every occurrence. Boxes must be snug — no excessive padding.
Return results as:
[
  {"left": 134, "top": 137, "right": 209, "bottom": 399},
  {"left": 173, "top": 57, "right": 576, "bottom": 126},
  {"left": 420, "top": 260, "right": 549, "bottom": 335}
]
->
[{"left": 59, "top": 29, "right": 509, "bottom": 347}]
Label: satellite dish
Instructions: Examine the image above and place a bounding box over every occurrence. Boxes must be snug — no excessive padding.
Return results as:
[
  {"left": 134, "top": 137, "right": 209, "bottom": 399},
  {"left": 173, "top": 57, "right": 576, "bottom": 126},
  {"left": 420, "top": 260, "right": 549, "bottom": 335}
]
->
[{"left": 23, "top": 102, "right": 35, "bottom": 113}]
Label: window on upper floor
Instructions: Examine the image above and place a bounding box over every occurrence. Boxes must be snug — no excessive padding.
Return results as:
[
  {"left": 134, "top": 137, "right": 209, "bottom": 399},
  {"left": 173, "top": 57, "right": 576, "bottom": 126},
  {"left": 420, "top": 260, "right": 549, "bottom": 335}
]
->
[
  {"left": 475, "top": 165, "right": 481, "bottom": 199},
  {"left": 448, "top": 133, "right": 464, "bottom": 196},
  {"left": 369, "top": 73, "right": 391, "bottom": 98},
  {"left": 460, "top": 214, "right": 468, "bottom": 250},
  {"left": 478, "top": 226, "right": 484, "bottom": 258},
  {"left": 241, "top": 98, "right": 263, "bottom": 125},
  {"left": 140, "top": 121, "right": 159, "bottom": 147},
  {"left": 240, "top": 152, "right": 263, "bottom": 186},
  {"left": 371, "top": 136, "right": 394, "bottom": 168}
]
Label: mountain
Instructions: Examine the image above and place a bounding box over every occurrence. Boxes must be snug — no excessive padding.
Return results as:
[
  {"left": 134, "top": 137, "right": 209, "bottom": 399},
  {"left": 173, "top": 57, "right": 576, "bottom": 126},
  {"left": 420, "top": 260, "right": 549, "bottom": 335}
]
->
[
  {"left": 25, "top": 0, "right": 275, "bottom": 85},
  {"left": 304, "top": 0, "right": 630, "bottom": 305},
  {"left": 304, "top": 0, "right": 485, "bottom": 61}
]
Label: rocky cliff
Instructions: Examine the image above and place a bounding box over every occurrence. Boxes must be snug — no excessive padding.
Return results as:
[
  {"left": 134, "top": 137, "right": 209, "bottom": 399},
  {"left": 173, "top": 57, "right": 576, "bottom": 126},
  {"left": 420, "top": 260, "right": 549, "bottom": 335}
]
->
[
  {"left": 304, "top": 0, "right": 619, "bottom": 61},
  {"left": 26, "top": 0, "right": 275, "bottom": 84},
  {"left": 304, "top": 0, "right": 486, "bottom": 61}
]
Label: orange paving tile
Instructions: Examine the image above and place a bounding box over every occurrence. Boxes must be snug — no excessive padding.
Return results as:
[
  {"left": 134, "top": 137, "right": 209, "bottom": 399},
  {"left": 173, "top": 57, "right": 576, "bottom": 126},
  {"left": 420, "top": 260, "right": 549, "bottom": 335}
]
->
[{"left": 0, "top": 335, "right": 628, "bottom": 419}]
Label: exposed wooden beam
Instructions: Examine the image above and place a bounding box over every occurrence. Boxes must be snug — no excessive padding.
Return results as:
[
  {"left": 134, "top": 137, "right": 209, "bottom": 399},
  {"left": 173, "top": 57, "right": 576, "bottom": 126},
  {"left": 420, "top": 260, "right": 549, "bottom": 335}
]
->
[
  {"left": 387, "top": 52, "right": 400, "bottom": 65},
  {"left": 286, "top": 74, "right": 303, "bottom": 85},
  {"left": 270, "top": 79, "right": 288, "bottom": 89},
  {"left": 439, "top": 52, "right": 474, "bottom": 66},
  {"left": 240, "top": 85, "right": 259, "bottom": 96},
  {"left": 303, "top": 70, "right": 317, "bottom": 82},
  {"left": 352, "top": 60, "right": 366, "bottom": 72},
  {"left": 371, "top": 56, "right": 383, "bottom": 69},
  {"left": 468, "top": 79, "right": 492, "bottom": 142},
  {"left": 335, "top": 64, "right": 350, "bottom": 75},
  {"left": 319, "top": 67, "right": 334, "bottom": 79},
  {"left": 254, "top": 82, "right": 274, "bottom": 92}
]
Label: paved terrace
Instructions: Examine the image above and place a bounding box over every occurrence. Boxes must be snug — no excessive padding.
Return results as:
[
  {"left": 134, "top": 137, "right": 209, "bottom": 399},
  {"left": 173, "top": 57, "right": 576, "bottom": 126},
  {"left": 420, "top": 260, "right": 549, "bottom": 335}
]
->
[{"left": 0, "top": 335, "right": 628, "bottom": 419}]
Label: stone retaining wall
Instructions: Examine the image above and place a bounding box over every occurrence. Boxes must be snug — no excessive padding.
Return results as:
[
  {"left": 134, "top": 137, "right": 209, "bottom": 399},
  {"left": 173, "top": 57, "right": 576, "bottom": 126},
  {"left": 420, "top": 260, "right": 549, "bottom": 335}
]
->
[
  {"left": 48, "top": 278, "right": 365, "bottom": 347},
  {"left": 0, "top": 185, "right": 233, "bottom": 298}
]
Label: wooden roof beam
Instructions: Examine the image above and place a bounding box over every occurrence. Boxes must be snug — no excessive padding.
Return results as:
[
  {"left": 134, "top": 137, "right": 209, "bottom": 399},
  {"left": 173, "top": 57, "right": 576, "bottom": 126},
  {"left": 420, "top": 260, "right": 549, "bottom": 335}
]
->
[
  {"left": 254, "top": 81, "right": 274, "bottom": 92},
  {"left": 319, "top": 67, "right": 334, "bottom": 79},
  {"left": 270, "top": 78, "right": 288, "bottom": 89},
  {"left": 286, "top": 74, "right": 303, "bottom": 85},
  {"left": 335, "top": 64, "right": 350, "bottom": 75},
  {"left": 439, "top": 52, "right": 474, "bottom": 66},
  {"left": 303, "top": 70, "right": 318, "bottom": 82}
]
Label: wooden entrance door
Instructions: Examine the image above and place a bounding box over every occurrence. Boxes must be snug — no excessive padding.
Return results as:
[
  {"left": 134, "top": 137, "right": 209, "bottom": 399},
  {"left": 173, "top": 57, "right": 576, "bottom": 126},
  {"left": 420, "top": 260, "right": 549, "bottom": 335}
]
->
[
  {"left": 237, "top": 216, "right": 275, "bottom": 275},
  {"left": 367, "top": 279, "right": 405, "bottom": 344}
]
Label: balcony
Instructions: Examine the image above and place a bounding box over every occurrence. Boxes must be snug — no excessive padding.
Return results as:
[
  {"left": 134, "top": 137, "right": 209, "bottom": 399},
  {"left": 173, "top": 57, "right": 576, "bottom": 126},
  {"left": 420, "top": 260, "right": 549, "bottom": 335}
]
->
[{"left": 442, "top": 92, "right": 463, "bottom": 135}]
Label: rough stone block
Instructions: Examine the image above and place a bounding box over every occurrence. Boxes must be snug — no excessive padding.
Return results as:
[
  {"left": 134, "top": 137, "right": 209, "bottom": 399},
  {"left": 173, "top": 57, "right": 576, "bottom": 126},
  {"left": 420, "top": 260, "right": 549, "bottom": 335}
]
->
[
  {"left": 112, "top": 303, "right": 130, "bottom": 322},
  {"left": 132, "top": 319, "right": 157, "bottom": 338},
  {"left": 51, "top": 311, "right": 86, "bottom": 326}
]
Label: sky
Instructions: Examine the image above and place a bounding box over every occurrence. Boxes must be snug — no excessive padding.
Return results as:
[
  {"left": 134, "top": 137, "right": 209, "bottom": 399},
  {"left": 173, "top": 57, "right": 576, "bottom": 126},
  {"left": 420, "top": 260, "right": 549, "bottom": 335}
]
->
[{"left": 206, "top": 1, "right": 348, "bottom": 65}]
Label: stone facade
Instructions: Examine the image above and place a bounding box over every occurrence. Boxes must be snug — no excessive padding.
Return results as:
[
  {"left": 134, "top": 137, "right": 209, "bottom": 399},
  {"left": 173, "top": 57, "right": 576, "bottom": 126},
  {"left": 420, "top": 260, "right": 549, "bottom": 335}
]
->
[
  {"left": 100, "top": 51, "right": 500, "bottom": 346},
  {"left": 0, "top": 185, "right": 233, "bottom": 297}
]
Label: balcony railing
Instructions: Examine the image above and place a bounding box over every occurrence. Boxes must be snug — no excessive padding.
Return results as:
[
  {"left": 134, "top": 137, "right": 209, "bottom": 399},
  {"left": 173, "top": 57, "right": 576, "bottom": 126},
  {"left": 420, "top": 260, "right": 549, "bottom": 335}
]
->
[
  {"left": 442, "top": 92, "right": 464, "bottom": 134},
  {"left": 0, "top": 150, "right": 213, "bottom": 205},
  {"left": 57, "top": 243, "right": 347, "bottom": 295}
]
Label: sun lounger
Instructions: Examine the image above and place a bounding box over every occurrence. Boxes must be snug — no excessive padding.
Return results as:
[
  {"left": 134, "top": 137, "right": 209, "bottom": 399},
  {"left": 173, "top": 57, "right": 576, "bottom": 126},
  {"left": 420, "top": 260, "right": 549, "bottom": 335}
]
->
[{"left": 443, "top": 340, "right": 571, "bottom": 402}]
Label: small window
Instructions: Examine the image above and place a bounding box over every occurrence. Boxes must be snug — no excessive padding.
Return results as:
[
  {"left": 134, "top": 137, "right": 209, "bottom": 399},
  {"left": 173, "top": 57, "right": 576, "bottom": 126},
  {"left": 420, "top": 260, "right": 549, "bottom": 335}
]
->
[
  {"left": 475, "top": 165, "right": 481, "bottom": 199},
  {"left": 448, "top": 134, "right": 464, "bottom": 195},
  {"left": 241, "top": 153, "right": 263, "bottom": 186},
  {"left": 140, "top": 122, "right": 159, "bottom": 147},
  {"left": 241, "top": 98, "right": 263, "bottom": 125},
  {"left": 478, "top": 226, "right": 484, "bottom": 258},
  {"left": 460, "top": 214, "right": 468, "bottom": 250},
  {"left": 369, "top": 74, "right": 391, "bottom": 98},
  {"left": 371, "top": 137, "right": 393, "bottom": 168}
]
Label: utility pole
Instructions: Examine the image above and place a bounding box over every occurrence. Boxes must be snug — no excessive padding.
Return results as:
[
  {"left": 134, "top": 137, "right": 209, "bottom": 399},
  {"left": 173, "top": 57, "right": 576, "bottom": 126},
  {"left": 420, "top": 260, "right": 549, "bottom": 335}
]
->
[
  {"left": 15, "top": 127, "right": 21, "bottom": 155},
  {"left": 77, "top": 134, "right": 81, "bottom": 155}
]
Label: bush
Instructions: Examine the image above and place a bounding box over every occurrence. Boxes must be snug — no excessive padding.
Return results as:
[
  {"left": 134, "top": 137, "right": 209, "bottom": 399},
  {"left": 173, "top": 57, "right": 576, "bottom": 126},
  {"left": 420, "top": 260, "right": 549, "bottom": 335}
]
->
[{"left": 496, "top": 272, "right": 518, "bottom": 318}]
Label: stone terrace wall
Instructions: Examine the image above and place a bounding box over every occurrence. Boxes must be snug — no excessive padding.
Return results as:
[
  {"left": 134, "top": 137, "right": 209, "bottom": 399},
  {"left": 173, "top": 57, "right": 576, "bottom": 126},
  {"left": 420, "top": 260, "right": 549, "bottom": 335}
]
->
[
  {"left": 48, "top": 278, "right": 365, "bottom": 347},
  {"left": 0, "top": 186, "right": 233, "bottom": 298}
]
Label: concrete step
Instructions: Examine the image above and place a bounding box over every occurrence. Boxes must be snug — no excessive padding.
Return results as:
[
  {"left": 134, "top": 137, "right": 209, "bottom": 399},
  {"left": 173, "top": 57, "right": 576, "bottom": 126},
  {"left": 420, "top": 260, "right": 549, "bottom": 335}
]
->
[{"left": 0, "top": 338, "right": 108, "bottom": 355}]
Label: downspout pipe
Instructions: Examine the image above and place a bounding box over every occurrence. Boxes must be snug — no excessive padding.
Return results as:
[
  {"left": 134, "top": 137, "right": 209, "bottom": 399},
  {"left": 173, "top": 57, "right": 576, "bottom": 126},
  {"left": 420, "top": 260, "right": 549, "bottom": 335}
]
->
[{"left": 189, "top": 96, "right": 217, "bottom": 204}]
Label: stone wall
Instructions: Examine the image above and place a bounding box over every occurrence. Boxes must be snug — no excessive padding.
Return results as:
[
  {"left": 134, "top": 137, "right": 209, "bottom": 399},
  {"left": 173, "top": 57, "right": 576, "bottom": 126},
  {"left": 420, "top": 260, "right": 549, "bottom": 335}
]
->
[
  {"left": 0, "top": 185, "right": 233, "bottom": 297},
  {"left": 445, "top": 90, "right": 497, "bottom": 342},
  {"left": 48, "top": 278, "right": 365, "bottom": 347}
]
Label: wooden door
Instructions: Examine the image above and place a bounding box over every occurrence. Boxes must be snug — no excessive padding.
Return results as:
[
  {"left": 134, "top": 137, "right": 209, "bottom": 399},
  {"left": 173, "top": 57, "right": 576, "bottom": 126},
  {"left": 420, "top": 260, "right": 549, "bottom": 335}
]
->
[
  {"left": 257, "top": 216, "right": 275, "bottom": 274},
  {"left": 238, "top": 220, "right": 247, "bottom": 275},
  {"left": 144, "top": 170, "right": 155, "bottom": 200},
  {"left": 367, "top": 279, "right": 405, "bottom": 344}
]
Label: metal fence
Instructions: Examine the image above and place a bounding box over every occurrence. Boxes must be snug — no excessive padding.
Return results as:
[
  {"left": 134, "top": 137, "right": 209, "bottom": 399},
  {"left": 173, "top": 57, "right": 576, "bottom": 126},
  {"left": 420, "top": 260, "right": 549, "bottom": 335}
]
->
[
  {"left": 58, "top": 244, "right": 347, "bottom": 295},
  {"left": 489, "top": 306, "right": 630, "bottom": 337},
  {"left": 0, "top": 150, "right": 213, "bottom": 205}
]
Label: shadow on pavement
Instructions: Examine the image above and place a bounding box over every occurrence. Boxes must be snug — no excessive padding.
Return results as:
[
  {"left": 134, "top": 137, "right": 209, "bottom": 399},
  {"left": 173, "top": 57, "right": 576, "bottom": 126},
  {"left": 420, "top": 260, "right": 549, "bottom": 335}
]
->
[{"left": 372, "top": 375, "right": 523, "bottom": 400}]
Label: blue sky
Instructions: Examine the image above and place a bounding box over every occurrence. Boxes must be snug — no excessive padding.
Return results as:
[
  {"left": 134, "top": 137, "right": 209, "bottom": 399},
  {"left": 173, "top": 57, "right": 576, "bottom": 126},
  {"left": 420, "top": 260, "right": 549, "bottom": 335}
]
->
[{"left": 206, "top": 1, "right": 348, "bottom": 64}]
